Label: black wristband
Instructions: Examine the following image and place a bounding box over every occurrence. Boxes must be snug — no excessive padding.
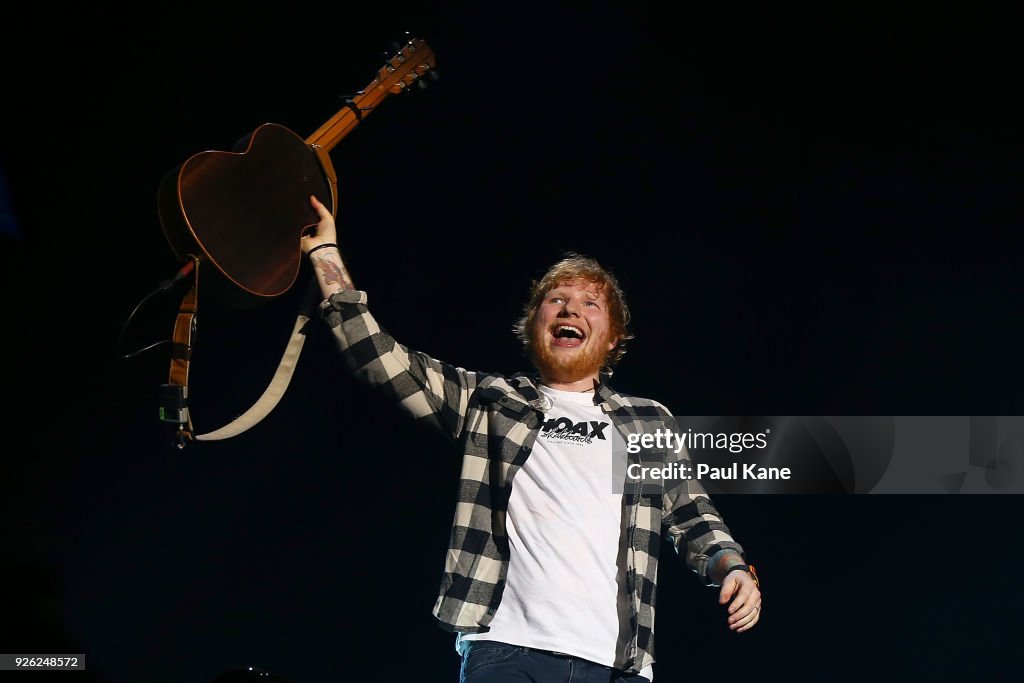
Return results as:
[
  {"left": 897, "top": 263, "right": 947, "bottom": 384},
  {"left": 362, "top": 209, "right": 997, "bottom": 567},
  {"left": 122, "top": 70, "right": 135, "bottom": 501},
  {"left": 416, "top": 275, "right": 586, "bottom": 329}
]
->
[
  {"left": 307, "top": 242, "right": 339, "bottom": 257},
  {"left": 726, "top": 563, "right": 760, "bottom": 589}
]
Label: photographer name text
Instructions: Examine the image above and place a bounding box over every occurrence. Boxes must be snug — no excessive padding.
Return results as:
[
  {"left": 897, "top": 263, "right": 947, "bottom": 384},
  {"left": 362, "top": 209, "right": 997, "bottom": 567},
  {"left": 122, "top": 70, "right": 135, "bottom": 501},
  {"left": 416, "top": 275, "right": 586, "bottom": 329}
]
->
[{"left": 626, "top": 462, "right": 791, "bottom": 480}]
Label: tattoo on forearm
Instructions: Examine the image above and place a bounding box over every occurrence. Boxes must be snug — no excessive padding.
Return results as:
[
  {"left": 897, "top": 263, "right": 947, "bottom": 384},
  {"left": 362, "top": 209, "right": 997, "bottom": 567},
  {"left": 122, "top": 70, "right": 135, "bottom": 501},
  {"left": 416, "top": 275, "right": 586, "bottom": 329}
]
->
[
  {"left": 313, "top": 253, "right": 354, "bottom": 291},
  {"left": 714, "top": 552, "right": 744, "bottom": 583}
]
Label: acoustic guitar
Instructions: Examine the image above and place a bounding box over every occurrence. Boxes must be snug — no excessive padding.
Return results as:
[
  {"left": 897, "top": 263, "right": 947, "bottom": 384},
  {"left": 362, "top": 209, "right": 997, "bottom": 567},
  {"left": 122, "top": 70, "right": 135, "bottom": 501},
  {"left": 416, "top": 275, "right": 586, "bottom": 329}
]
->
[{"left": 157, "top": 37, "right": 437, "bottom": 302}]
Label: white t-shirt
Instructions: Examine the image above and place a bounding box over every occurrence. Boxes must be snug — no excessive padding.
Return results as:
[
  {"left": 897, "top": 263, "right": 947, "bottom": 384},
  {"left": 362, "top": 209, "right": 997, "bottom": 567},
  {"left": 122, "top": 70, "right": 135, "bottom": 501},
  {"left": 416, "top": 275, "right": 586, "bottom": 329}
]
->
[{"left": 458, "top": 385, "right": 654, "bottom": 681}]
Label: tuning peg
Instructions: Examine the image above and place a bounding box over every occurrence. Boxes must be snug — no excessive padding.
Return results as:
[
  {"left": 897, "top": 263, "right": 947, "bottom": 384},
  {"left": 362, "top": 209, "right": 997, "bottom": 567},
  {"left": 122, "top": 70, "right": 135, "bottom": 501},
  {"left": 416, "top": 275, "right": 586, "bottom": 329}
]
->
[
  {"left": 416, "top": 78, "right": 428, "bottom": 90},
  {"left": 428, "top": 69, "right": 440, "bottom": 81}
]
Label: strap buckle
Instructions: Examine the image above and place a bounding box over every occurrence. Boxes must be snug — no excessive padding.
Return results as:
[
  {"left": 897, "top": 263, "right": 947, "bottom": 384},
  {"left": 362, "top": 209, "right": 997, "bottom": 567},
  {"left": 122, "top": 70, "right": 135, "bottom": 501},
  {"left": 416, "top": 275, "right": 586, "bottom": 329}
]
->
[{"left": 158, "top": 383, "right": 189, "bottom": 424}]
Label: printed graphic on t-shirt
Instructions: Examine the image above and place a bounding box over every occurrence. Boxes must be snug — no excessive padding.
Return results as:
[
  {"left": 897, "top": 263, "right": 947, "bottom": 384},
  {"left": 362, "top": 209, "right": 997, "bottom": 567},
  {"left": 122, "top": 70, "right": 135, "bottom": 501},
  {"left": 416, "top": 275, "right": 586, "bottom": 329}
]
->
[{"left": 539, "top": 415, "right": 610, "bottom": 446}]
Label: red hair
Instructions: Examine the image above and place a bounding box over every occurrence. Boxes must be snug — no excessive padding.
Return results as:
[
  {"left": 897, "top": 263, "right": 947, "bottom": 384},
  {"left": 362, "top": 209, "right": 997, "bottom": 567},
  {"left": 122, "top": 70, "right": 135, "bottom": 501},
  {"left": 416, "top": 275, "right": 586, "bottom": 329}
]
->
[{"left": 513, "top": 253, "right": 634, "bottom": 369}]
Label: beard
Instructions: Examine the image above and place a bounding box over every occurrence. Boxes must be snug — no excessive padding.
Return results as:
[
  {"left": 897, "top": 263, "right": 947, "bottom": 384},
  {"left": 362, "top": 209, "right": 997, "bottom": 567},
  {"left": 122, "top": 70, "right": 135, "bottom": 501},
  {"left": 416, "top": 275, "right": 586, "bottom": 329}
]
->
[{"left": 530, "top": 324, "right": 611, "bottom": 382}]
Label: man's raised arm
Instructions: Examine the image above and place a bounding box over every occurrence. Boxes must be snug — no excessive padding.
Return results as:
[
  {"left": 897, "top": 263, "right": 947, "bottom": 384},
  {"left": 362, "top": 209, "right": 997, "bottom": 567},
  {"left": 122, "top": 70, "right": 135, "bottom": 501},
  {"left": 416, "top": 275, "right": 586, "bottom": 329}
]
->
[{"left": 299, "top": 195, "right": 480, "bottom": 443}]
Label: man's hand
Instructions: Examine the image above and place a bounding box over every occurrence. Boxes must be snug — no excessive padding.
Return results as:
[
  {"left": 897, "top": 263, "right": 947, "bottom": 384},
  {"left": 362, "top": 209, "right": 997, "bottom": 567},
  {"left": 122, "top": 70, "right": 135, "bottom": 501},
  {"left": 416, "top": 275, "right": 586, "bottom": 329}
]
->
[
  {"left": 719, "top": 569, "right": 762, "bottom": 633},
  {"left": 302, "top": 195, "right": 339, "bottom": 253},
  {"left": 303, "top": 194, "right": 354, "bottom": 295}
]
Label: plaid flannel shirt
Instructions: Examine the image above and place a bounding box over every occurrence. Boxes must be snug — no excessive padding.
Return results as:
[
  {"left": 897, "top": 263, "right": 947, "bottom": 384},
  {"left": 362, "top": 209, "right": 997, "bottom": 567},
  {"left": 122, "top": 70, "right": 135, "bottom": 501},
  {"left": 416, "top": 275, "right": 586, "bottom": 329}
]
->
[{"left": 321, "top": 290, "right": 744, "bottom": 674}]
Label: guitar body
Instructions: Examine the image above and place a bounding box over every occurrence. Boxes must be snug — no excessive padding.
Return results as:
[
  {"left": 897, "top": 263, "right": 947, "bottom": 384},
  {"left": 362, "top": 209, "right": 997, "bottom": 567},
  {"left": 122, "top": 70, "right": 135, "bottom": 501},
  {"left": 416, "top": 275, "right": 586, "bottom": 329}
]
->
[
  {"left": 152, "top": 38, "right": 437, "bottom": 444},
  {"left": 158, "top": 123, "right": 334, "bottom": 301},
  {"left": 156, "top": 37, "right": 435, "bottom": 306}
]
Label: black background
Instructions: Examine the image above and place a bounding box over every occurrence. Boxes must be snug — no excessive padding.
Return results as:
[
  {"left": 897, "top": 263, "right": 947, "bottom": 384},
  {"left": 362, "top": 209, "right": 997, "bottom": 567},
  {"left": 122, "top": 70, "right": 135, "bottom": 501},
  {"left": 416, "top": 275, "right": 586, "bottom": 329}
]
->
[{"left": 2, "top": 2, "right": 1022, "bottom": 681}]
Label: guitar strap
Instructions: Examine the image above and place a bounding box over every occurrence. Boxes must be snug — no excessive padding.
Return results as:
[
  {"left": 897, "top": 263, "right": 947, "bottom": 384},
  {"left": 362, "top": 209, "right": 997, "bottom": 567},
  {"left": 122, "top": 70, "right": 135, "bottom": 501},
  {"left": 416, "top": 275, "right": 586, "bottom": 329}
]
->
[
  {"left": 158, "top": 255, "right": 200, "bottom": 446},
  {"left": 160, "top": 142, "right": 338, "bottom": 449},
  {"left": 160, "top": 258, "right": 320, "bottom": 448},
  {"left": 194, "top": 309, "right": 312, "bottom": 443}
]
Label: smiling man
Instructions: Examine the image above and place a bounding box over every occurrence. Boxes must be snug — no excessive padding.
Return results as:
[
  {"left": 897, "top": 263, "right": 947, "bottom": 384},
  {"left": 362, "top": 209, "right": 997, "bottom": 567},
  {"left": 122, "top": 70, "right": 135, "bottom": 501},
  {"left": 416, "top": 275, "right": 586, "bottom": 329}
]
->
[
  {"left": 303, "top": 196, "right": 760, "bottom": 682},
  {"left": 524, "top": 276, "right": 620, "bottom": 392}
]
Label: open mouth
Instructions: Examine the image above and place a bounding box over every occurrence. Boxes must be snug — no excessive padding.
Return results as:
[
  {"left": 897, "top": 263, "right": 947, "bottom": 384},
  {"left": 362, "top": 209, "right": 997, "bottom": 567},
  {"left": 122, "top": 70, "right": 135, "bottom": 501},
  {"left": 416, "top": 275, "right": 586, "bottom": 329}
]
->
[{"left": 550, "top": 323, "right": 586, "bottom": 348}]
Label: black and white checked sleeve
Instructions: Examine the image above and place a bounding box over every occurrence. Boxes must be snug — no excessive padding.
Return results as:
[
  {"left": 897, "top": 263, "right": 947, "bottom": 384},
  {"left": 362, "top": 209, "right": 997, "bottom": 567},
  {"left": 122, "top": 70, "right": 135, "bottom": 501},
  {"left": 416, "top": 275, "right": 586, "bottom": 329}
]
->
[
  {"left": 656, "top": 405, "right": 746, "bottom": 585},
  {"left": 320, "top": 290, "right": 480, "bottom": 441}
]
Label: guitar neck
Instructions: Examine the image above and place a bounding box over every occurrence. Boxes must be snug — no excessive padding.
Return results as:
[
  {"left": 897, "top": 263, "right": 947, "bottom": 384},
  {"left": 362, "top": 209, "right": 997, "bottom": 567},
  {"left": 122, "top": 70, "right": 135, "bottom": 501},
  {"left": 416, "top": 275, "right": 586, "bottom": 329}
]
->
[
  {"left": 306, "top": 38, "right": 436, "bottom": 152},
  {"left": 303, "top": 87, "right": 383, "bottom": 151}
]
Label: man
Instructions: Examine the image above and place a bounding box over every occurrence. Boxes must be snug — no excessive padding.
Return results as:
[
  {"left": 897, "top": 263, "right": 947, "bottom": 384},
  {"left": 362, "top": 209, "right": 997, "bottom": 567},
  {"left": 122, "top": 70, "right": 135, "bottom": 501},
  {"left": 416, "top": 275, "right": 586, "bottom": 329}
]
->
[{"left": 302, "top": 196, "right": 761, "bottom": 681}]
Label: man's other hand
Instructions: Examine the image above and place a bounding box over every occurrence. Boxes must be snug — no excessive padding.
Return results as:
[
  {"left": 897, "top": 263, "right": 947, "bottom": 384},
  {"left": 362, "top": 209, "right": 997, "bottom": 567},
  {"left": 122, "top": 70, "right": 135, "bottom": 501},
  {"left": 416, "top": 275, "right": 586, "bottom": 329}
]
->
[{"left": 719, "top": 570, "right": 761, "bottom": 633}]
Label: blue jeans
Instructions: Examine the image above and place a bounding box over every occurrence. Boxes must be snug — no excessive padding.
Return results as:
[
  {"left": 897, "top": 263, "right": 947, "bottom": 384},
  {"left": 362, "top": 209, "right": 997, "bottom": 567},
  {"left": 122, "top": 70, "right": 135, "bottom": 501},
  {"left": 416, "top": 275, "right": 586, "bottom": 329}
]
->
[{"left": 459, "top": 640, "right": 651, "bottom": 683}]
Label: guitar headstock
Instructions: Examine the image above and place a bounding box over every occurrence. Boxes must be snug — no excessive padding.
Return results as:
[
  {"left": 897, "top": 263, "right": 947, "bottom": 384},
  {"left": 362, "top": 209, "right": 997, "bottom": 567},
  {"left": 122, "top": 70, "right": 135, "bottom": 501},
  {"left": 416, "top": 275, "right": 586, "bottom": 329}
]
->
[
  {"left": 306, "top": 36, "right": 439, "bottom": 153},
  {"left": 377, "top": 35, "right": 439, "bottom": 93}
]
